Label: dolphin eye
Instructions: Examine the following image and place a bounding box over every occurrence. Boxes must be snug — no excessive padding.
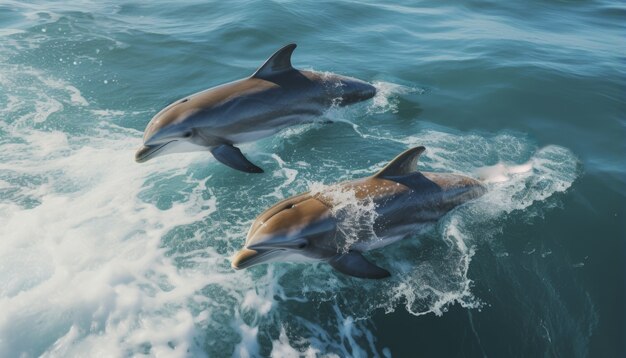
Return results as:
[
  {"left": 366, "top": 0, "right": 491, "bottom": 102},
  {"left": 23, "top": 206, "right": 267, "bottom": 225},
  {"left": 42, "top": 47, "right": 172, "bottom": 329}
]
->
[
  {"left": 183, "top": 131, "right": 192, "bottom": 138},
  {"left": 180, "top": 98, "right": 189, "bottom": 103},
  {"left": 297, "top": 240, "right": 308, "bottom": 249}
]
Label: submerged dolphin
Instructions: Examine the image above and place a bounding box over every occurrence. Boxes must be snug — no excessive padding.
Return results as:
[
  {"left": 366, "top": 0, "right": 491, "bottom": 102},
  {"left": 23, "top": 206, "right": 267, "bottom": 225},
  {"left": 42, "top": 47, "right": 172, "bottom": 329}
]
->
[
  {"left": 136, "top": 43, "right": 376, "bottom": 173},
  {"left": 231, "top": 146, "right": 487, "bottom": 279}
]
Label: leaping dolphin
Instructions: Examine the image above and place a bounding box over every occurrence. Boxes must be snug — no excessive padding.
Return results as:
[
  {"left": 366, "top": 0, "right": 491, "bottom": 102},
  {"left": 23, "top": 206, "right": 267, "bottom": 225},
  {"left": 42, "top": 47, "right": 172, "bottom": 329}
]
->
[
  {"left": 231, "top": 146, "right": 487, "bottom": 279},
  {"left": 136, "top": 43, "right": 377, "bottom": 173}
]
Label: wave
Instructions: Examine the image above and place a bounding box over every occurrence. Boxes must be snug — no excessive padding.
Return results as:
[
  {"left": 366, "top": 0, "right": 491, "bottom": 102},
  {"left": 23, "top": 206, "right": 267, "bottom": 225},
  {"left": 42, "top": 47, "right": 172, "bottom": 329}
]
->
[
  {"left": 0, "top": 10, "right": 593, "bottom": 354},
  {"left": 0, "top": 61, "right": 582, "bottom": 355}
]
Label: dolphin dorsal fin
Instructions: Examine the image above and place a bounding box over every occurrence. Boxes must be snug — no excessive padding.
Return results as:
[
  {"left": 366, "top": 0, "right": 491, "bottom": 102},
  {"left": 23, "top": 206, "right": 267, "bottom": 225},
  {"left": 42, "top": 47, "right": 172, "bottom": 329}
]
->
[
  {"left": 252, "top": 43, "right": 297, "bottom": 79},
  {"left": 374, "top": 146, "right": 426, "bottom": 178}
]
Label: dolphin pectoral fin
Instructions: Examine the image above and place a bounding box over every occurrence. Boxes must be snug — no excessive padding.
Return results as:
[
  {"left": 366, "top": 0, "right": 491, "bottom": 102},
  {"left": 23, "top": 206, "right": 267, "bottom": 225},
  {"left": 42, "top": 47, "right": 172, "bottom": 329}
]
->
[
  {"left": 328, "top": 251, "right": 391, "bottom": 279},
  {"left": 210, "top": 144, "right": 264, "bottom": 173}
]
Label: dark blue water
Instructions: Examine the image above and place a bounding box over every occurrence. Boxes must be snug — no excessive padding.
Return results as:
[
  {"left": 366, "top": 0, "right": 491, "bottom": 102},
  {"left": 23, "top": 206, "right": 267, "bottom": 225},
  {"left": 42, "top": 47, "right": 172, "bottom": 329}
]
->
[{"left": 0, "top": 1, "right": 624, "bottom": 356}]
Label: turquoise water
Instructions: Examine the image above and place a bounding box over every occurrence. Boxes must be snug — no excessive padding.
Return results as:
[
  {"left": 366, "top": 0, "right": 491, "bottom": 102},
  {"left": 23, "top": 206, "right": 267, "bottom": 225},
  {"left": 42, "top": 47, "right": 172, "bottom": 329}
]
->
[{"left": 0, "top": 0, "right": 624, "bottom": 356}]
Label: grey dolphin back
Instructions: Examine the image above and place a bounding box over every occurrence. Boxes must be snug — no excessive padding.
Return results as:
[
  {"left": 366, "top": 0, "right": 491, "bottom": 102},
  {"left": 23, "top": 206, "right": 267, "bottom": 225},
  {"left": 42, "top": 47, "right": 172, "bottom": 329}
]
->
[
  {"left": 374, "top": 146, "right": 426, "bottom": 179},
  {"left": 252, "top": 43, "right": 297, "bottom": 79},
  {"left": 328, "top": 251, "right": 391, "bottom": 279}
]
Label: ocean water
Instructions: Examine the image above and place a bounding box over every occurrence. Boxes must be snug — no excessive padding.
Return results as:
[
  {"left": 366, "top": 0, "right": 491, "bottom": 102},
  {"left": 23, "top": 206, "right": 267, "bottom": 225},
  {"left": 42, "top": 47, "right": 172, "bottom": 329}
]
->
[{"left": 0, "top": 0, "right": 624, "bottom": 356}]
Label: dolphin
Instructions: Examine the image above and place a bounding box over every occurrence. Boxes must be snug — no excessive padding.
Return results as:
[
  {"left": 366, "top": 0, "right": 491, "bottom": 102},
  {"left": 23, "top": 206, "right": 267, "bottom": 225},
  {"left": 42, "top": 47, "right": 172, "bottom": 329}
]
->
[
  {"left": 231, "top": 146, "right": 487, "bottom": 279},
  {"left": 135, "top": 43, "right": 377, "bottom": 173}
]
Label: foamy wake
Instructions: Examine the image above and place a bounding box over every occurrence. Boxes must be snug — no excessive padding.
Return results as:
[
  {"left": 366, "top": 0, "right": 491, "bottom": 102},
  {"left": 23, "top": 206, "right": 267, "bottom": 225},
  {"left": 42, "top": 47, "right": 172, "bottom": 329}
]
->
[
  {"left": 0, "top": 61, "right": 579, "bottom": 356},
  {"left": 0, "top": 121, "right": 231, "bottom": 357},
  {"left": 369, "top": 81, "right": 424, "bottom": 114},
  {"left": 0, "top": 61, "right": 233, "bottom": 356}
]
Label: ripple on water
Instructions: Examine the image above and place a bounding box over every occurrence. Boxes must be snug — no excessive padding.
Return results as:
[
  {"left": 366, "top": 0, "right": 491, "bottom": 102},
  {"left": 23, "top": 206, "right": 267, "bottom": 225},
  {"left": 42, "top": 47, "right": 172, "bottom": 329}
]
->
[{"left": 0, "top": 0, "right": 613, "bottom": 354}]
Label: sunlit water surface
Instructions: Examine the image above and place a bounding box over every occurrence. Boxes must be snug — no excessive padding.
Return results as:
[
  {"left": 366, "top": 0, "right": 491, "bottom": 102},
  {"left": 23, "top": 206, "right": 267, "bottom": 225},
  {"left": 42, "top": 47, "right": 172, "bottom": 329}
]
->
[{"left": 0, "top": 1, "right": 624, "bottom": 357}]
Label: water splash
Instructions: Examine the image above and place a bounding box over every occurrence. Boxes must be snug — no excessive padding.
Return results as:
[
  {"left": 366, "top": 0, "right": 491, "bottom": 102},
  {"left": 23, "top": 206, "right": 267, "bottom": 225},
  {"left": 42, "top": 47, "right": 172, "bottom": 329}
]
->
[
  {"left": 309, "top": 182, "right": 380, "bottom": 253},
  {"left": 475, "top": 161, "right": 533, "bottom": 183},
  {"left": 369, "top": 81, "right": 423, "bottom": 114},
  {"left": 0, "top": 39, "right": 582, "bottom": 357}
]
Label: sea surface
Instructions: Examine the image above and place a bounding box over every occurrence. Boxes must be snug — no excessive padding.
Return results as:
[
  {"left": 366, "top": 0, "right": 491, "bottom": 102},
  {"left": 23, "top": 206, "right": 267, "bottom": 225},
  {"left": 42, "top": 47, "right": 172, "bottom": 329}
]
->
[{"left": 0, "top": 1, "right": 624, "bottom": 357}]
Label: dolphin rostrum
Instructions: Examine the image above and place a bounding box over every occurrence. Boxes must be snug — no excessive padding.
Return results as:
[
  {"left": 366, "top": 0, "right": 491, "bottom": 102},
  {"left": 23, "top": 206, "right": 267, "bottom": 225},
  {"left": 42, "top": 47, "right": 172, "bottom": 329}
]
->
[
  {"left": 136, "top": 43, "right": 377, "bottom": 173},
  {"left": 231, "top": 146, "right": 487, "bottom": 279}
]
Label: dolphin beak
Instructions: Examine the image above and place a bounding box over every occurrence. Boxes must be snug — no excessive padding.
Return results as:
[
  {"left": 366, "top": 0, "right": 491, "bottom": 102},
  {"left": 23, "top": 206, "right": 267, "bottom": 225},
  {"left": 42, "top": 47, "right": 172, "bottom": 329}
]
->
[
  {"left": 231, "top": 248, "right": 278, "bottom": 270},
  {"left": 135, "top": 145, "right": 155, "bottom": 163},
  {"left": 135, "top": 141, "right": 174, "bottom": 163},
  {"left": 144, "top": 126, "right": 190, "bottom": 147}
]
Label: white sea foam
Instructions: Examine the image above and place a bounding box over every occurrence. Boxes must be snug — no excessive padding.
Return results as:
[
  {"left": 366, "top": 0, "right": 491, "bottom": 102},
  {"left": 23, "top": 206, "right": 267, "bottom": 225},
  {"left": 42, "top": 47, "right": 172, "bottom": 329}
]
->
[
  {"left": 0, "top": 29, "right": 25, "bottom": 37},
  {"left": 270, "top": 327, "right": 329, "bottom": 358},
  {"left": 0, "top": 123, "right": 219, "bottom": 356},
  {"left": 267, "top": 153, "right": 299, "bottom": 200},
  {"left": 0, "top": 65, "right": 89, "bottom": 127},
  {"left": 40, "top": 77, "right": 89, "bottom": 106},
  {"left": 369, "top": 81, "right": 423, "bottom": 114},
  {"left": 0, "top": 62, "right": 223, "bottom": 356},
  {"left": 475, "top": 161, "right": 533, "bottom": 183},
  {"left": 0, "top": 55, "right": 580, "bottom": 357},
  {"left": 89, "top": 109, "right": 128, "bottom": 117}
]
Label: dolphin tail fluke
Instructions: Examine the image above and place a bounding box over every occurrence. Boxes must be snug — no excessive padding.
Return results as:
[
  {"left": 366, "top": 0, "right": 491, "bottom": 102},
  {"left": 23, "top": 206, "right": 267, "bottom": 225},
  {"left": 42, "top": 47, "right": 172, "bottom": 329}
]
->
[
  {"left": 211, "top": 144, "right": 264, "bottom": 173},
  {"left": 328, "top": 251, "right": 391, "bottom": 279}
]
